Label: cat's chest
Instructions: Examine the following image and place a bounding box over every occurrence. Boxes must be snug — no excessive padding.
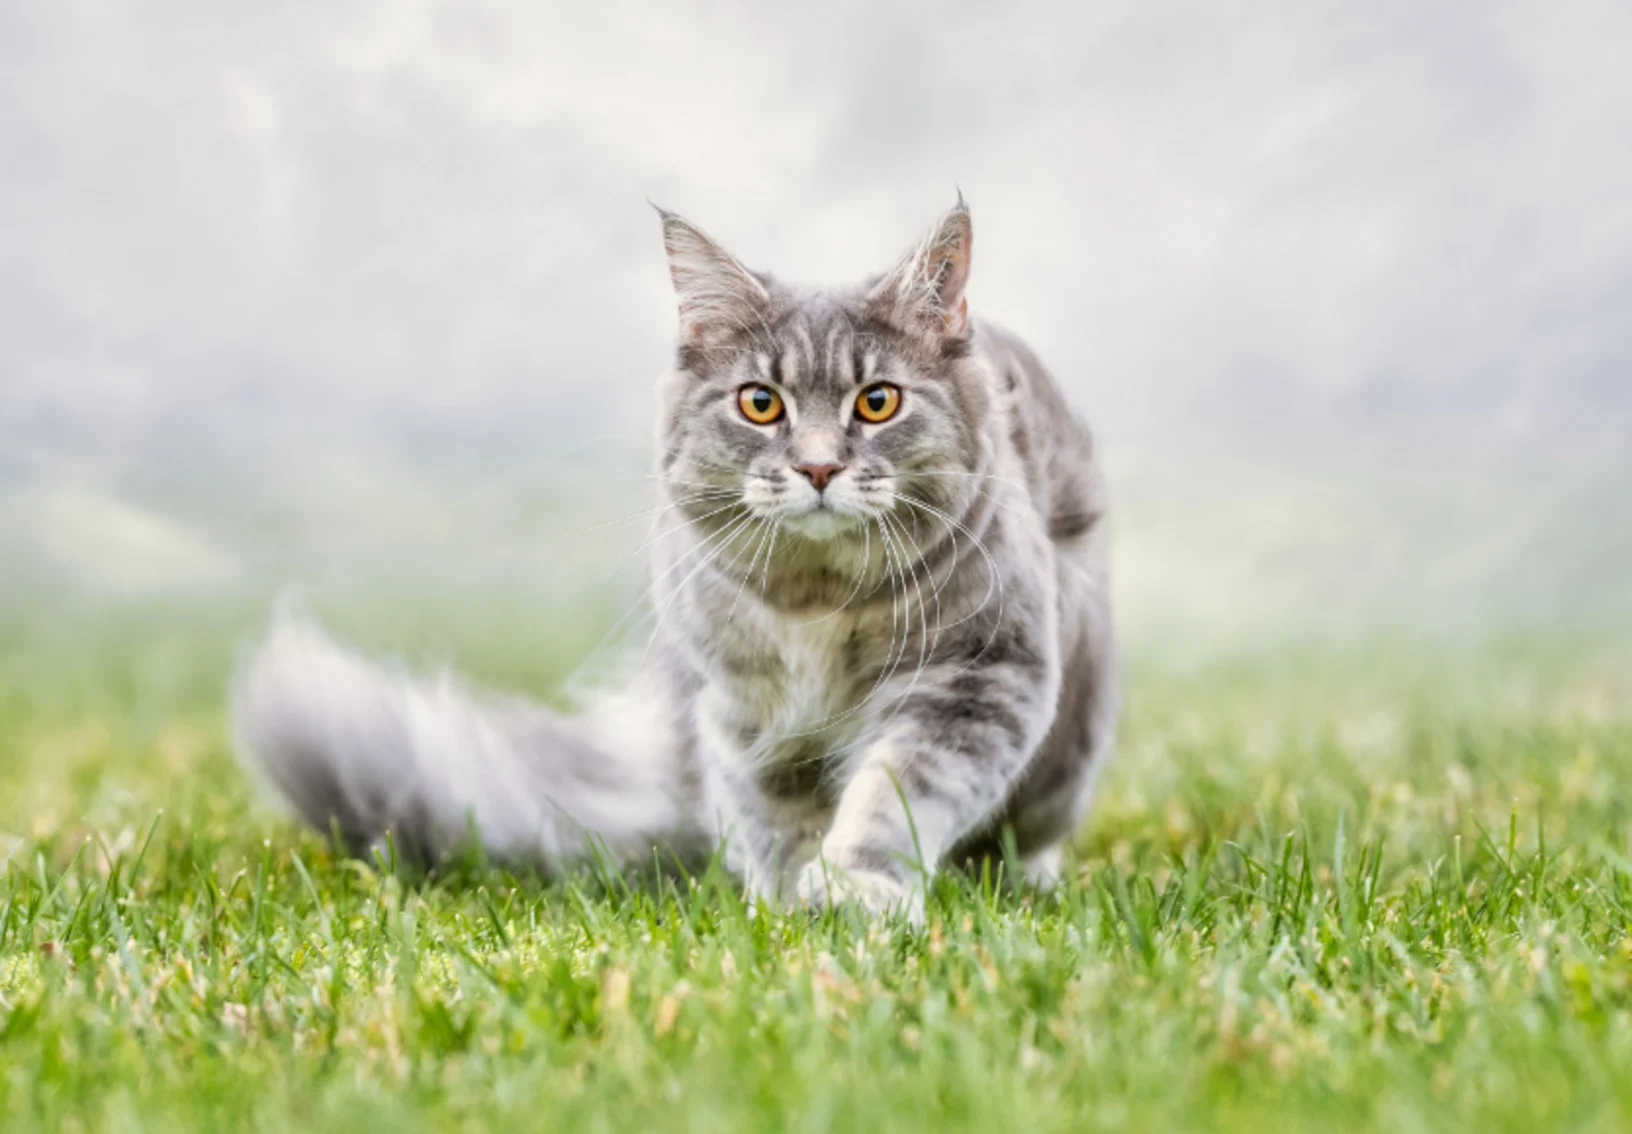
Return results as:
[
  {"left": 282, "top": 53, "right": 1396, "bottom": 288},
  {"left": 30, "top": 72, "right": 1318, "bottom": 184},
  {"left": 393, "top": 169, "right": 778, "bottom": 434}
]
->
[{"left": 720, "top": 609, "right": 871, "bottom": 742}]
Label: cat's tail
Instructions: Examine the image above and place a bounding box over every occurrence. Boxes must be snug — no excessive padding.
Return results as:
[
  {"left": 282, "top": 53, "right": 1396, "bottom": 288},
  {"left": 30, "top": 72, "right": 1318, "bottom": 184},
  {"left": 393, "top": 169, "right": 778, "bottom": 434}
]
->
[{"left": 231, "top": 613, "right": 697, "bottom": 871}]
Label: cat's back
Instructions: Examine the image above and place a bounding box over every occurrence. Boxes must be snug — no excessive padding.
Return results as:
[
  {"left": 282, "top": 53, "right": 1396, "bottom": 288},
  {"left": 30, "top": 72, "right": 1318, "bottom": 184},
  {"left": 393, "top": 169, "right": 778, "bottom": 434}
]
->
[{"left": 974, "top": 319, "right": 1107, "bottom": 547}]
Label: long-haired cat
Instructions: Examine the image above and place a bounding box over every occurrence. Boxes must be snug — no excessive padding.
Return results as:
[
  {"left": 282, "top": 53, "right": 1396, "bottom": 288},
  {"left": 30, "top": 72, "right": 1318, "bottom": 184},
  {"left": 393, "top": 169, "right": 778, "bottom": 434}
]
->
[{"left": 235, "top": 199, "right": 1117, "bottom": 915}]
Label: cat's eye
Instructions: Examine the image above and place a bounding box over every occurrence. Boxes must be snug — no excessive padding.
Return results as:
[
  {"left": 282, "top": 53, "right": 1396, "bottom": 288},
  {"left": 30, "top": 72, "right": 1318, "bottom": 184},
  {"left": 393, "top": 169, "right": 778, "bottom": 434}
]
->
[
  {"left": 855, "top": 383, "right": 902, "bottom": 424},
  {"left": 737, "top": 385, "right": 785, "bottom": 425}
]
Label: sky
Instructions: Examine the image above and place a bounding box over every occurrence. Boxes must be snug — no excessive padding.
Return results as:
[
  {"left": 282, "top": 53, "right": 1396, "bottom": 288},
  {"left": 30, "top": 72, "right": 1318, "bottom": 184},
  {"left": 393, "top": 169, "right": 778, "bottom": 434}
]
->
[{"left": 2, "top": 1, "right": 1629, "bottom": 643}]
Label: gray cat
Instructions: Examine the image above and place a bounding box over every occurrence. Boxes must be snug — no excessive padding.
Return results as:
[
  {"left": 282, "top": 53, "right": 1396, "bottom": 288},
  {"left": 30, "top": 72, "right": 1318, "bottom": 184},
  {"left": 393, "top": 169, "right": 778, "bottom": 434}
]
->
[{"left": 234, "top": 200, "right": 1117, "bottom": 915}]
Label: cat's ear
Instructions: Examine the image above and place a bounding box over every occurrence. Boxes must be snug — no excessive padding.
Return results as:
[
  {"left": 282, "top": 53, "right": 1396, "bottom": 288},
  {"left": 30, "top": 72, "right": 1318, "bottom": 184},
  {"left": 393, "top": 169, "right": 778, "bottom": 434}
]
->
[
  {"left": 868, "top": 199, "right": 973, "bottom": 339},
  {"left": 656, "top": 208, "right": 769, "bottom": 342}
]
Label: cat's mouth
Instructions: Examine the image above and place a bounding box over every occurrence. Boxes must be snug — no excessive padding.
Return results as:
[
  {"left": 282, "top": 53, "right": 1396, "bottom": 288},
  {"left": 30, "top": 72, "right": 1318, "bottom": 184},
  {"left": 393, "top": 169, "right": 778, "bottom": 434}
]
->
[{"left": 778, "top": 508, "right": 864, "bottom": 540}]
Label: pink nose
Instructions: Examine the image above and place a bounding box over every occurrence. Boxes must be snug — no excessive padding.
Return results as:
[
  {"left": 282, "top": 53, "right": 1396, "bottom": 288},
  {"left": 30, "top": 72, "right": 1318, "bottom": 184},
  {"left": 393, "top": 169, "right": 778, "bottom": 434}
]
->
[{"left": 795, "top": 463, "right": 844, "bottom": 492}]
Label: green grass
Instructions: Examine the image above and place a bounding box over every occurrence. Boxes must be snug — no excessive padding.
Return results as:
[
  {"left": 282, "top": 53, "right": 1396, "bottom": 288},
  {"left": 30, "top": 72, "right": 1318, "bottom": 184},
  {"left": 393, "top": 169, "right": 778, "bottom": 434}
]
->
[{"left": 3, "top": 611, "right": 1632, "bottom": 1131}]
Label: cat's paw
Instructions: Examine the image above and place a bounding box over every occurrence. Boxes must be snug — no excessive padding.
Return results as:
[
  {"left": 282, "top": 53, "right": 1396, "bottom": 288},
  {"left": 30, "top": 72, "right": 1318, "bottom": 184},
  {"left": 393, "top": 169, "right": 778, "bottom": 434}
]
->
[{"left": 795, "top": 859, "right": 922, "bottom": 921}]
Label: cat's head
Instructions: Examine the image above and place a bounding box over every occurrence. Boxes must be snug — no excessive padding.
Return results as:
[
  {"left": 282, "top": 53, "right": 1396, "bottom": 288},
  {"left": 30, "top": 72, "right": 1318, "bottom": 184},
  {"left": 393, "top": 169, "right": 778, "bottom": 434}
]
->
[{"left": 655, "top": 201, "right": 994, "bottom": 548}]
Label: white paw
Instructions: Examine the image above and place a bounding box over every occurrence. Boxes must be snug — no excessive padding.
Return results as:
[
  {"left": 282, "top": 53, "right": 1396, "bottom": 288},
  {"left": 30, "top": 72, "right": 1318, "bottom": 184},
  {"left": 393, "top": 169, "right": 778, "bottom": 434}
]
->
[
  {"left": 1021, "top": 845, "right": 1065, "bottom": 890},
  {"left": 795, "top": 859, "right": 922, "bottom": 921}
]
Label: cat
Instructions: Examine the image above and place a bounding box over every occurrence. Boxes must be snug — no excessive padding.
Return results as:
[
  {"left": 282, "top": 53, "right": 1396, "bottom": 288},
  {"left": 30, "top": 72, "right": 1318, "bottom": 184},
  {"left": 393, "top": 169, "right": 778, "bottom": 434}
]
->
[{"left": 234, "top": 198, "right": 1117, "bottom": 916}]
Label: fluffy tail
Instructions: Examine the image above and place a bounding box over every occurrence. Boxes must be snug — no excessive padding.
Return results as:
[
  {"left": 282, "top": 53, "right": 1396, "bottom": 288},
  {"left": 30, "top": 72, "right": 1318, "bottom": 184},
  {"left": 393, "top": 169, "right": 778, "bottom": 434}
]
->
[{"left": 232, "top": 615, "right": 694, "bottom": 870}]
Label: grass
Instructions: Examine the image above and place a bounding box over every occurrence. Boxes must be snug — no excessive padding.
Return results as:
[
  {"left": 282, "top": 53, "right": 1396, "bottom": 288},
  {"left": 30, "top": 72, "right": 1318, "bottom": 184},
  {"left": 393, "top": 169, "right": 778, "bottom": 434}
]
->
[{"left": 2, "top": 608, "right": 1632, "bottom": 1131}]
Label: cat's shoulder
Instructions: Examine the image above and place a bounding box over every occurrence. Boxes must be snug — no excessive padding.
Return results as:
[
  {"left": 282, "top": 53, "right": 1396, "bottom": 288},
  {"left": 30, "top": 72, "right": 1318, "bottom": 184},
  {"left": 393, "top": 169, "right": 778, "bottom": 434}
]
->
[
  {"left": 971, "top": 316, "right": 1094, "bottom": 436},
  {"left": 971, "top": 317, "right": 1106, "bottom": 541}
]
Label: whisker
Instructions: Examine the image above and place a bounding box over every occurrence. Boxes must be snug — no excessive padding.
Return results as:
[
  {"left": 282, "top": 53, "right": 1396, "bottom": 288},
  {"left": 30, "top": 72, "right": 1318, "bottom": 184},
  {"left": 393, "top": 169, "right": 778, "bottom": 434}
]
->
[
  {"left": 567, "top": 491, "right": 738, "bottom": 538},
  {"left": 636, "top": 511, "right": 765, "bottom": 671},
  {"left": 724, "top": 517, "right": 777, "bottom": 632},
  {"left": 897, "top": 498, "right": 1001, "bottom": 637},
  {"left": 900, "top": 468, "right": 1030, "bottom": 492},
  {"left": 897, "top": 494, "right": 1009, "bottom": 678},
  {"left": 629, "top": 499, "right": 746, "bottom": 560},
  {"left": 757, "top": 520, "right": 781, "bottom": 601},
  {"left": 569, "top": 510, "right": 760, "bottom": 687},
  {"left": 878, "top": 511, "right": 935, "bottom": 721},
  {"left": 654, "top": 476, "right": 743, "bottom": 492},
  {"left": 900, "top": 470, "right": 1036, "bottom": 523}
]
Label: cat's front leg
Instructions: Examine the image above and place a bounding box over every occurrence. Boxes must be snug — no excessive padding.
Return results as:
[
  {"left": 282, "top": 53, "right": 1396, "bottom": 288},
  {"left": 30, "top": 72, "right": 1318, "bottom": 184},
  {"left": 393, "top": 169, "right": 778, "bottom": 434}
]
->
[
  {"left": 695, "top": 687, "right": 816, "bottom": 903},
  {"left": 706, "top": 762, "right": 809, "bottom": 903},
  {"left": 796, "top": 649, "right": 1058, "bottom": 917}
]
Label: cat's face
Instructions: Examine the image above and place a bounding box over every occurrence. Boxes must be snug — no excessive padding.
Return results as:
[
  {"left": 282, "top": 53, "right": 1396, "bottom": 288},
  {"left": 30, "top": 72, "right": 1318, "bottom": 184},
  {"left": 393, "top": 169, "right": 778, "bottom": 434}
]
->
[{"left": 657, "top": 204, "right": 991, "bottom": 549}]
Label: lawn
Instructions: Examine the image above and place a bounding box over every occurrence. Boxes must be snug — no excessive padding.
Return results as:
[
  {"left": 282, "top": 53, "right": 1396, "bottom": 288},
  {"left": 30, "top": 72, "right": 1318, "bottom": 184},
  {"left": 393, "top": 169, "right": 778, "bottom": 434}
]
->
[{"left": 2, "top": 607, "right": 1631, "bottom": 1131}]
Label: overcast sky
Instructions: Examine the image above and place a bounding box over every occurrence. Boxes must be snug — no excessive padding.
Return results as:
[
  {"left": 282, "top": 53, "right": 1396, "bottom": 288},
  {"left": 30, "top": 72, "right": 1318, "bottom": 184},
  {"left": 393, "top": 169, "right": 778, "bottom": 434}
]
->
[{"left": 2, "top": 1, "right": 1629, "bottom": 635}]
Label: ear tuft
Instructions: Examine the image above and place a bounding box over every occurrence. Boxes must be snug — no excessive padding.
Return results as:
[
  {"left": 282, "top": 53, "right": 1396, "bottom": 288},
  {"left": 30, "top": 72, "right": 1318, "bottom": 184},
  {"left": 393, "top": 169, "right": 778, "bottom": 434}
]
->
[
  {"left": 869, "top": 201, "right": 974, "bottom": 338},
  {"left": 659, "top": 213, "right": 768, "bottom": 343}
]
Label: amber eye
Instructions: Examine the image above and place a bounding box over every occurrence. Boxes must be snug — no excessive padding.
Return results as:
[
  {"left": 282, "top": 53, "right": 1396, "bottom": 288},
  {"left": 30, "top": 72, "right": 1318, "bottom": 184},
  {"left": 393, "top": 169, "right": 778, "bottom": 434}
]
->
[
  {"left": 737, "top": 385, "right": 784, "bottom": 425},
  {"left": 855, "top": 383, "right": 901, "bottom": 424}
]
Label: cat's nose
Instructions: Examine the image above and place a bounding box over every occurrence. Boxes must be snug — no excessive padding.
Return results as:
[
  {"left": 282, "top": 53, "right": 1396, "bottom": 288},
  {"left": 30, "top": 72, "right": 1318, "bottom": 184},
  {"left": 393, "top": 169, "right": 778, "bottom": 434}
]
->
[{"left": 794, "top": 462, "right": 844, "bottom": 492}]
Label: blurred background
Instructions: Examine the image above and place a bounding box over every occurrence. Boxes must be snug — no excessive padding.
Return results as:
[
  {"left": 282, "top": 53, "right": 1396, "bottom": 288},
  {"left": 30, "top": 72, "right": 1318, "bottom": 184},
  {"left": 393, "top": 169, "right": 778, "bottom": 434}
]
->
[{"left": 3, "top": 0, "right": 1630, "bottom": 661}]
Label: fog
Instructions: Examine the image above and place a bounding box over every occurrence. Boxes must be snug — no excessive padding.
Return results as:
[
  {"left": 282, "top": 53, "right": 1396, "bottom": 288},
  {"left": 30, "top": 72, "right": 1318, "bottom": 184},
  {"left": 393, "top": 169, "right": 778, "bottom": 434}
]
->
[{"left": 3, "top": 1, "right": 1629, "bottom": 647}]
